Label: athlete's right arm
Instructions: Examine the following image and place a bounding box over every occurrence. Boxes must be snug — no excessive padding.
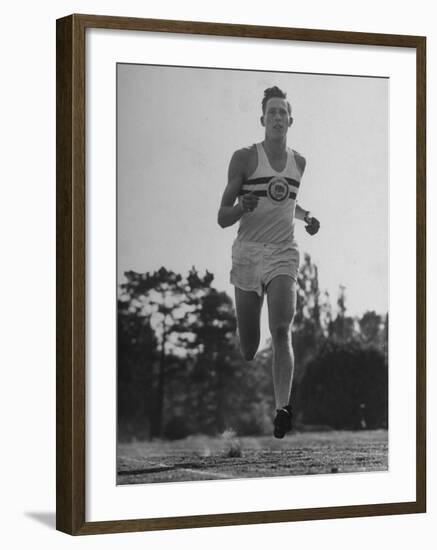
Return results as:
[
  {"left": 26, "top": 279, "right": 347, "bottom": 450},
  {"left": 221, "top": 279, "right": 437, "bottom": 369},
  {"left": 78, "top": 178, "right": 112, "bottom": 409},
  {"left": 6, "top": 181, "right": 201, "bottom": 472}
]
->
[
  {"left": 217, "top": 150, "right": 246, "bottom": 228},
  {"left": 218, "top": 149, "right": 258, "bottom": 228}
]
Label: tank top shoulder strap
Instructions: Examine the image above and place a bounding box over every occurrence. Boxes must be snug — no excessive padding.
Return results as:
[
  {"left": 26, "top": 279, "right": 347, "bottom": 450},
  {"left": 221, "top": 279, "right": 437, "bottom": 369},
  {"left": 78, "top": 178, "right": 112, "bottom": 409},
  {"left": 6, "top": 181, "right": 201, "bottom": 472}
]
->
[
  {"left": 247, "top": 142, "right": 266, "bottom": 180},
  {"left": 255, "top": 142, "right": 268, "bottom": 169}
]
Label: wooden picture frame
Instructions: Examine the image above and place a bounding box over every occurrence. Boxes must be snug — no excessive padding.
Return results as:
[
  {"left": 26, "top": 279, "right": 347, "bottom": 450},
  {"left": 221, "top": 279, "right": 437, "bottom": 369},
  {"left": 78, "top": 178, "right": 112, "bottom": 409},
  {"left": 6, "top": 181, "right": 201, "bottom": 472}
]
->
[{"left": 56, "top": 13, "right": 426, "bottom": 535}]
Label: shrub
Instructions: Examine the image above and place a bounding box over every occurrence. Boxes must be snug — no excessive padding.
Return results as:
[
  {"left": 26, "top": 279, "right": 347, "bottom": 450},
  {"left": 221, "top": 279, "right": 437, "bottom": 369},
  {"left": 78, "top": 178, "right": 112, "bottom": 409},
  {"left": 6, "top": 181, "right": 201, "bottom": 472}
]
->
[{"left": 297, "top": 340, "right": 388, "bottom": 430}]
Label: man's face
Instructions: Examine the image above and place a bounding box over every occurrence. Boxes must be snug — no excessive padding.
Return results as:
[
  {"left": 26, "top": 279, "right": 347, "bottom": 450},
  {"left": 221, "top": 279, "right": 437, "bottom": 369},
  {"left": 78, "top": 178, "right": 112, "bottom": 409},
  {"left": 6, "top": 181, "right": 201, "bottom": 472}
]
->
[{"left": 262, "top": 97, "right": 292, "bottom": 138}]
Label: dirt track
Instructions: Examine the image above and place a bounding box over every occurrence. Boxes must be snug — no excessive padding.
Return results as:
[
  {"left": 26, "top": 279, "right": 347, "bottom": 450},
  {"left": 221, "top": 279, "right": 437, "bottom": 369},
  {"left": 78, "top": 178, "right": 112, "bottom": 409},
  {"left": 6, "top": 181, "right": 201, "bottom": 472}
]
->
[{"left": 117, "top": 430, "right": 388, "bottom": 485}]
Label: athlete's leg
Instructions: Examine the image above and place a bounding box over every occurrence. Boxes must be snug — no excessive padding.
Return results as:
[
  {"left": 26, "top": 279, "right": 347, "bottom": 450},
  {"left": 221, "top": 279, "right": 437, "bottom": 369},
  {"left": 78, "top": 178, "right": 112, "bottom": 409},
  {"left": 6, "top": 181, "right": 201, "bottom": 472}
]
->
[
  {"left": 266, "top": 275, "right": 297, "bottom": 409},
  {"left": 234, "top": 287, "right": 264, "bottom": 361}
]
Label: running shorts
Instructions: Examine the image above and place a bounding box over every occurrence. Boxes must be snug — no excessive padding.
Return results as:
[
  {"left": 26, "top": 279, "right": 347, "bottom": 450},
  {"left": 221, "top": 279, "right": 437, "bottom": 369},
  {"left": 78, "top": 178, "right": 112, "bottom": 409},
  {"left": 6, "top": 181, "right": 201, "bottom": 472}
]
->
[{"left": 230, "top": 239, "right": 300, "bottom": 296}]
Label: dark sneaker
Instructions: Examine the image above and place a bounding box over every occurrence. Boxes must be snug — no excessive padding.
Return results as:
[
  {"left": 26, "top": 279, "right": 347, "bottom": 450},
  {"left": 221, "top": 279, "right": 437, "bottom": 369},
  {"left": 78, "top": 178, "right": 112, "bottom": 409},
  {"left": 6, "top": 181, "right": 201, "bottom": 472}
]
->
[{"left": 273, "top": 406, "right": 293, "bottom": 439}]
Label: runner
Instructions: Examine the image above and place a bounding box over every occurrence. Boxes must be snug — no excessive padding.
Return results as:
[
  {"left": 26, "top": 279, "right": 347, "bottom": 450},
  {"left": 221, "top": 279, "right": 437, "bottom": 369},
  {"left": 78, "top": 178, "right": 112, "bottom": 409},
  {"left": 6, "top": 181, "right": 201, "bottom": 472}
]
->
[{"left": 218, "top": 86, "right": 320, "bottom": 438}]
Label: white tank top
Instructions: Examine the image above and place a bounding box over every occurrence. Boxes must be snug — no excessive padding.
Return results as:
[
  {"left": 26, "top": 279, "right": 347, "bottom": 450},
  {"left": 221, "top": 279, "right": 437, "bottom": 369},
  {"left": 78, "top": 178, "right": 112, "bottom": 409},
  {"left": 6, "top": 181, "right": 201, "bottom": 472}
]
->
[{"left": 237, "top": 142, "right": 303, "bottom": 244}]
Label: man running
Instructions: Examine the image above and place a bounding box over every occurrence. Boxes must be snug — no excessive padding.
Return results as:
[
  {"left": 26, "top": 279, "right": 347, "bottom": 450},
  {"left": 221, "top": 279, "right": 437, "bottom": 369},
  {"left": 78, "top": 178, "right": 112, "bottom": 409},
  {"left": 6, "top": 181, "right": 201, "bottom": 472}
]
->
[{"left": 217, "top": 86, "right": 320, "bottom": 438}]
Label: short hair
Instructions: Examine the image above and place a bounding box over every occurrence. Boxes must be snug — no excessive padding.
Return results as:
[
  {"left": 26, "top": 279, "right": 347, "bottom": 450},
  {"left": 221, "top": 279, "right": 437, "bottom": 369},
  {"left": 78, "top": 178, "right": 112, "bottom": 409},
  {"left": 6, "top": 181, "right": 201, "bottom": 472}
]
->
[{"left": 261, "top": 86, "right": 292, "bottom": 115}]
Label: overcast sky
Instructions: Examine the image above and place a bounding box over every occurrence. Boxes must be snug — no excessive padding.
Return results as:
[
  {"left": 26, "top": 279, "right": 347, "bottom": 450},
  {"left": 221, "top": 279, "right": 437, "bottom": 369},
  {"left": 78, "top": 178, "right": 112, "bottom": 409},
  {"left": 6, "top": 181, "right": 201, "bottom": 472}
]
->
[{"left": 117, "top": 63, "right": 388, "bottom": 345}]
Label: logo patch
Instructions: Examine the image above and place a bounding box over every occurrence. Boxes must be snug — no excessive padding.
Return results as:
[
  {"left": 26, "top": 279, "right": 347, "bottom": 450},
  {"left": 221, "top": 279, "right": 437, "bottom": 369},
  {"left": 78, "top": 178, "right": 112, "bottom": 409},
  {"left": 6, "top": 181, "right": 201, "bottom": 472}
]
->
[{"left": 267, "top": 177, "right": 289, "bottom": 205}]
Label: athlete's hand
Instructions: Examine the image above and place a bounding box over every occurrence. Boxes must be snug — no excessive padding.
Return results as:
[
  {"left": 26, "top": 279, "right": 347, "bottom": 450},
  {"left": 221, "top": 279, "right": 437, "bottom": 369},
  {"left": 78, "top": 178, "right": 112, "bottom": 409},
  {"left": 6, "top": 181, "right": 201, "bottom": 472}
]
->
[
  {"left": 240, "top": 192, "right": 259, "bottom": 213},
  {"left": 305, "top": 216, "right": 320, "bottom": 235}
]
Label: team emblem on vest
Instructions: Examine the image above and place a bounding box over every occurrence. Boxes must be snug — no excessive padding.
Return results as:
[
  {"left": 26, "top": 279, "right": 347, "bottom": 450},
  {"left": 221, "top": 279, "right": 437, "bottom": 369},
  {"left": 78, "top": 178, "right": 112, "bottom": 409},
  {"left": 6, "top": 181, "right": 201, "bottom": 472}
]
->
[{"left": 267, "top": 177, "right": 289, "bottom": 205}]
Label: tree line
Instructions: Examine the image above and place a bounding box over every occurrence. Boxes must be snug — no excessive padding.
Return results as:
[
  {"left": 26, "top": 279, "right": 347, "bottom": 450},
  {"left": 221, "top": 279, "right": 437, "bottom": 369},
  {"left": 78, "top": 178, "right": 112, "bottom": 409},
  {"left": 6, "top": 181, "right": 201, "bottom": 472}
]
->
[{"left": 118, "top": 255, "right": 388, "bottom": 441}]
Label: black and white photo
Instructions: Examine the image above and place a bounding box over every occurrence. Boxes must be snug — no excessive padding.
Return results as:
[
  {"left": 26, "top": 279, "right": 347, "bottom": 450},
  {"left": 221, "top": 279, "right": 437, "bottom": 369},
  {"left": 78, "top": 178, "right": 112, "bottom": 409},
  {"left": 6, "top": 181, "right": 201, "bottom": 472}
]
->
[{"left": 116, "top": 64, "right": 389, "bottom": 485}]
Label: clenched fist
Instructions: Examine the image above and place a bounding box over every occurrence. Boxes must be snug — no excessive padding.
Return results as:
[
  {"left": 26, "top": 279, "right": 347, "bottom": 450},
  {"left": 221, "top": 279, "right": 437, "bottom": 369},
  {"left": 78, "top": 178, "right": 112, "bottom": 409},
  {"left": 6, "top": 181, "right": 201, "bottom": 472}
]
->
[
  {"left": 240, "top": 192, "right": 259, "bottom": 213},
  {"left": 305, "top": 216, "right": 320, "bottom": 235}
]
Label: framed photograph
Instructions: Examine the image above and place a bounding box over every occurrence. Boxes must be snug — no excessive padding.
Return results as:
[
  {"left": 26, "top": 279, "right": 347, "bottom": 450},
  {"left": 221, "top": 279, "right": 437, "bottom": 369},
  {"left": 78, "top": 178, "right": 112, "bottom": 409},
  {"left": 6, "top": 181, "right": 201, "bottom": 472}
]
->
[{"left": 56, "top": 14, "right": 426, "bottom": 535}]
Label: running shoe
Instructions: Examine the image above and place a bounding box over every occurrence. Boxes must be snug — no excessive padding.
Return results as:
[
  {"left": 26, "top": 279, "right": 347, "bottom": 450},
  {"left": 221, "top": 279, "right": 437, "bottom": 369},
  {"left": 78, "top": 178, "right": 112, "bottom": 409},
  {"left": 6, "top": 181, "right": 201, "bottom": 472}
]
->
[{"left": 273, "top": 405, "right": 293, "bottom": 439}]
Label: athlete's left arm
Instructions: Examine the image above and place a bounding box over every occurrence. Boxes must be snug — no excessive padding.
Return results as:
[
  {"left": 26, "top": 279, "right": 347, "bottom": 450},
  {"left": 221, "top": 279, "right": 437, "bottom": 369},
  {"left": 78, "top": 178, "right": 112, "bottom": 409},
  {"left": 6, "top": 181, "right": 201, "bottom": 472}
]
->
[
  {"left": 295, "top": 203, "right": 309, "bottom": 221},
  {"left": 296, "top": 204, "right": 320, "bottom": 235},
  {"left": 293, "top": 154, "right": 320, "bottom": 235}
]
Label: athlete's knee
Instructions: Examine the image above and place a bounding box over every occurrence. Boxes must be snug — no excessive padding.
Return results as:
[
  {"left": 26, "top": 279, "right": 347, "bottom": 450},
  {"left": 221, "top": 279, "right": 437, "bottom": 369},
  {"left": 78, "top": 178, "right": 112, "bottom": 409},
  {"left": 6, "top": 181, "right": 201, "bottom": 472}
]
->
[{"left": 270, "top": 322, "right": 292, "bottom": 345}]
